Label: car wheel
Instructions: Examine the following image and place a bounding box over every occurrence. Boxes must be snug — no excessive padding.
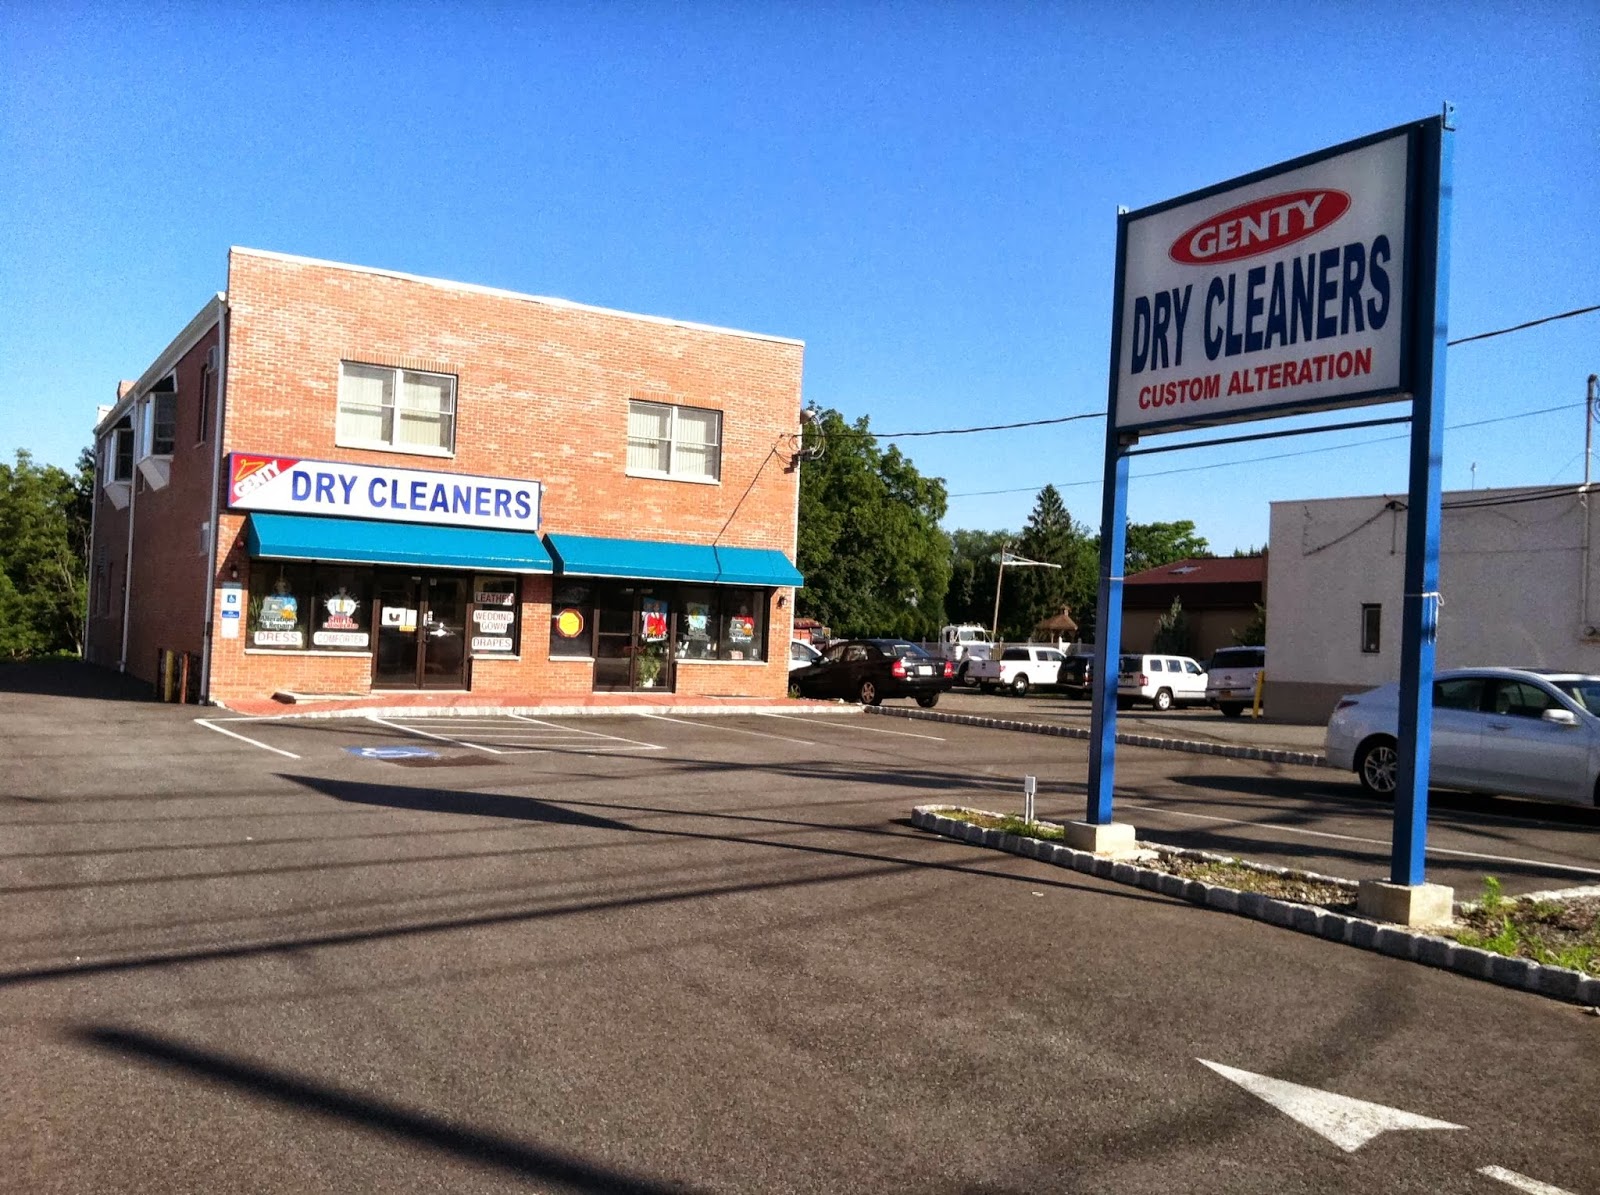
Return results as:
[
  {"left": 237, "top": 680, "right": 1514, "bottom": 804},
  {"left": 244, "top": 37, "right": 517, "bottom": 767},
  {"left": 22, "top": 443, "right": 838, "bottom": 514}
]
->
[
  {"left": 858, "top": 679, "right": 882, "bottom": 706},
  {"left": 1219, "top": 703, "right": 1244, "bottom": 718},
  {"left": 1356, "top": 737, "right": 1399, "bottom": 797},
  {"left": 916, "top": 693, "right": 940, "bottom": 709},
  {"left": 956, "top": 661, "right": 971, "bottom": 687},
  {"left": 1153, "top": 688, "right": 1173, "bottom": 711},
  {"left": 788, "top": 681, "right": 801, "bottom": 699},
  {"left": 1010, "top": 674, "right": 1030, "bottom": 698}
]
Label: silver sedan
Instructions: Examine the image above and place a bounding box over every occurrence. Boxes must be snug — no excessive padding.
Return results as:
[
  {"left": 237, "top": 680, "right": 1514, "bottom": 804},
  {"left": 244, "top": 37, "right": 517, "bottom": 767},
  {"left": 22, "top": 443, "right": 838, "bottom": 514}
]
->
[{"left": 1324, "top": 667, "right": 1600, "bottom": 805}]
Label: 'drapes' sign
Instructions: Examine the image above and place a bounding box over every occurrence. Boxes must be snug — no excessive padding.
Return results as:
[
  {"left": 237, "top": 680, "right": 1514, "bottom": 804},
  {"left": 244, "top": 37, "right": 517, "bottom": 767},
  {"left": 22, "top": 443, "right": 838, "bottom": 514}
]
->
[
  {"left": 1113, "top": 127, "right": 1416, "bottom": 433},
  {"left": 228, "top": 453, "right": 541, "bottom": 532}
]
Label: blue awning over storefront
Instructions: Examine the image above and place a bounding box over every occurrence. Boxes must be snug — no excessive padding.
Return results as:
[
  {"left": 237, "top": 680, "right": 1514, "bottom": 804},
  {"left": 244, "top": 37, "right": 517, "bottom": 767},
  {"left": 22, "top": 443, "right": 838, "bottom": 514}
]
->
[
  {"left": 544, "top": 533, "right": 803, "bottom": 587},
  {"left": 247, "top": 513, "right": 553, "bottom": 573}
]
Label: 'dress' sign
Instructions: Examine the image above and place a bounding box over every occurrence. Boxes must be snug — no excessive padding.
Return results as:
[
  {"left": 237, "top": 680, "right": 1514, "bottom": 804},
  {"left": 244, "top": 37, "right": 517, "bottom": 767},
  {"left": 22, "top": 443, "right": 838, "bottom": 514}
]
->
[{"left": 1113, "top": 129, "right": 1413, "bottom": 433}]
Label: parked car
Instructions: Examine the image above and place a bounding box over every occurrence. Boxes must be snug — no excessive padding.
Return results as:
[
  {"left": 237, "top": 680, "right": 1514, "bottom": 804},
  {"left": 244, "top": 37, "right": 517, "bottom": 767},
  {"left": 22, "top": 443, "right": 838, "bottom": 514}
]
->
[
  {"left": 788, "top": 639, "right": 822, "bottom": 672},
  {"left": 1117, "top": 653, "right": 1208, "bottom": 710},
  {"left": 1058, "top": 651, "right": 1096, "bottom": 698},
  {"left": 968, "top": 645, "right": 1066, "bottom": 696},
  {"left": 1325, "top": 667, "right": 1600, "bottom": 804},
  {"left": 1205, "top": 646, "right": 1266, "bottom": 717},
  {"left": 790, "top": 638, "right": 954, "bottom": 707}
]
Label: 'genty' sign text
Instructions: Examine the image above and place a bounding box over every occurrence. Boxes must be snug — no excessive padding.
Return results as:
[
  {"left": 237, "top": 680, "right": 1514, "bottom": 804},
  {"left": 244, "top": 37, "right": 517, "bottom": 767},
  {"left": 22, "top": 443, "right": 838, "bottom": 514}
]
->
[{"left": 1113, "top": 132, "right": 1411, "bottom": 431}]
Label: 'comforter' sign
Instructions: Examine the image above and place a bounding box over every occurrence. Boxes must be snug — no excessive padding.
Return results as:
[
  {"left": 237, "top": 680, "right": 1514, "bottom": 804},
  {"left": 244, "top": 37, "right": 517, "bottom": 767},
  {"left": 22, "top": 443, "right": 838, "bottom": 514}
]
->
[
  {"left": 228, "top": 453, "right": 542, "bottom": 532},
  {"left": 1113, "top": 128, "right": 1414, "bottom": 433}
]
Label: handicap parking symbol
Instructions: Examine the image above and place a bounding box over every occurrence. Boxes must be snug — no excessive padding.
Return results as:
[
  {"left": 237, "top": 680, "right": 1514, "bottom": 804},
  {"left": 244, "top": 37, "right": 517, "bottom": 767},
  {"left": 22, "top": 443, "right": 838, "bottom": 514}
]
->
[{"left": 345, "top": 744, "right": 440, "bottom": 760}]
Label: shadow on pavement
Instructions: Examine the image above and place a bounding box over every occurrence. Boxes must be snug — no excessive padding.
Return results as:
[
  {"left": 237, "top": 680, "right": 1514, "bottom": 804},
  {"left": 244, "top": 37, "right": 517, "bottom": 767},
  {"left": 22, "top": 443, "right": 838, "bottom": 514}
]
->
[
  {"left": 72, "top": 1025, "right": 694, "bottom": 1194},
  {"left": 0, "top": 659, "right": 154, "bottom": 701}
]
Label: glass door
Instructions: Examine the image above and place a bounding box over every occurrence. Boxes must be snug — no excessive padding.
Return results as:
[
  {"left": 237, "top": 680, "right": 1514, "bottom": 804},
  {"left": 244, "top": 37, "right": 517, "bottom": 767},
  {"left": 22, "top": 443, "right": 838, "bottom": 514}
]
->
[
  {"left": 373, "top": 572, "right": 470, "bottom": 689},
  {"left": 374, "top": 574, "right": 422, "bottom": 688},
  {"left": 590, "top": 586, "right": 675, "bottom": 692},
  {"left": 421, "top": 576, "right": 469, "bottom": 689}
]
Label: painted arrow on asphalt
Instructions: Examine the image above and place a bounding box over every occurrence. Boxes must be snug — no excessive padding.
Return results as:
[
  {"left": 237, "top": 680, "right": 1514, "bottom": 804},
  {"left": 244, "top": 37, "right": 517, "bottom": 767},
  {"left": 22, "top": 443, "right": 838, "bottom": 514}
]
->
[{"left": 1198, "top": 1059, "right": 1465, "bottom": 1153}]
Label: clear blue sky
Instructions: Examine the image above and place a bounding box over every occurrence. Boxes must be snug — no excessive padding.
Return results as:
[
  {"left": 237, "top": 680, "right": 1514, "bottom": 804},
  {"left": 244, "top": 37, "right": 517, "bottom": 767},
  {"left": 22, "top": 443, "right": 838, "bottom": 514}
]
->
[{"left": 4, "top": 1, "right": 1596, "bottom": 554}]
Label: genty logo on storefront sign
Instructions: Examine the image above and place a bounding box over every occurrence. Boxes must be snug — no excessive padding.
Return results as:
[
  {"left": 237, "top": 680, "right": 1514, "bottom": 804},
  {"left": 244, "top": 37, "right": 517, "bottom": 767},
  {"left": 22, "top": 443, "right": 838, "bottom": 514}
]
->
[
  {"left": 1113, "top": 130, "right": 1413, "bottom": 432},
  {"left": 228, "top": 454, "right": 542, "bottom": 532}
]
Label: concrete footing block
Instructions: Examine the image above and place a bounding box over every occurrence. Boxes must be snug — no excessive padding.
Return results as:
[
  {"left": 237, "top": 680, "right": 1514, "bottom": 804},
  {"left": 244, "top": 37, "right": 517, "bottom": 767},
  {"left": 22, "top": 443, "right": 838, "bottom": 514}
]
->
[
  {"left": 1062, "top": 820, "right": 1139, "bottom": 857},
  {"left": 1356, "top": 879, "right": 1454, "bottom": 928}
]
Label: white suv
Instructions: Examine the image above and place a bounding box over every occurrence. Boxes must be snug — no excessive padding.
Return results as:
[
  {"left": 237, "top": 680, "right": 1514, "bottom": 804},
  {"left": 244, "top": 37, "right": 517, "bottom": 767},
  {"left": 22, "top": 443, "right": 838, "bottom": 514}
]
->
[
  {"left": 1117, "top": 653, "right": 1208, "bottom": 711},
  {"left": 1205, "top": 646, "right": 1265, "bottom": 717}
]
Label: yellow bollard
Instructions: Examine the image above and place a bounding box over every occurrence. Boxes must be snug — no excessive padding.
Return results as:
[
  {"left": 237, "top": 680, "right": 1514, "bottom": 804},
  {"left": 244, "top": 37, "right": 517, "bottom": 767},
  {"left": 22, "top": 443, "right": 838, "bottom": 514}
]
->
[{"left": 1251, "top": 669, "right": 1265, "bottom": 720}]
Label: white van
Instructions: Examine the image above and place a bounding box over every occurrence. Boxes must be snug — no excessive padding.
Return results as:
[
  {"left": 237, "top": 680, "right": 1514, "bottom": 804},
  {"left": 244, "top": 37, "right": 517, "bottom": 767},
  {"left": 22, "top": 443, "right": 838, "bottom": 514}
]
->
[{"left": 1117, "top": 653, "right": 1208, "bottom": 710}]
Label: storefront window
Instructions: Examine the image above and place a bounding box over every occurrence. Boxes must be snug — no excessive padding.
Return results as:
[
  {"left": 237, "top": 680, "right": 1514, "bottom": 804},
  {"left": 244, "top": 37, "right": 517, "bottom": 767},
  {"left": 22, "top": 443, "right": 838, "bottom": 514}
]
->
[
  {"left": 311, "top": 566, "right": 372, "bottom": 650},
  {"left": 249, "top": 563, "right": 374, "bottom": 652},
  {"left": 550, "top": 581, "right": 593, "bottom": 657},
  {"left": 248, "top": 563, "right": 313, "bottom": 649},
  {"left": 676, "top": 587, "right": 716, "bottom": 660},
  {"left": 718, "top": 589, "right": 765, "bottom": 662},
  {"left": 471, "top": 576, "right": 520, "bottom": 656}
]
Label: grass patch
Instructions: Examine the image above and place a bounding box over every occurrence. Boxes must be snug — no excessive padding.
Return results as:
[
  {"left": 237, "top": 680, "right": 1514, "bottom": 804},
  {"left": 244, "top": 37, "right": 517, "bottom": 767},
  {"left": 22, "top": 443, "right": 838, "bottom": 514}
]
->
[
  {"left": 1450, "top": 877, "right": 1600, "bottom": 976},
  {"left": 950, "top": 808, "right": 1065, "bottom": 841},
  {"left": 1160, "top": 856, "right": 1357, "bottom": 911}
]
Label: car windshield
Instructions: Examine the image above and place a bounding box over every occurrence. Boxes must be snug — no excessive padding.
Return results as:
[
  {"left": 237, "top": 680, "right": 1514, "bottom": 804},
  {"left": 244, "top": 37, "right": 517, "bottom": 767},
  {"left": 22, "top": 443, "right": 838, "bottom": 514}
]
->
[
  {"left": 1209, "top": 649, "right": 1263, "bottom": 669},
  {"left": 880, "top": 642, "right": 930, "bottom": 659},
  {"left": 1552, "top": 678, "right": 1600, "bottom": 713},
  {"left": 1001, "top": 648, "right": 1029, "bottom": 660}
]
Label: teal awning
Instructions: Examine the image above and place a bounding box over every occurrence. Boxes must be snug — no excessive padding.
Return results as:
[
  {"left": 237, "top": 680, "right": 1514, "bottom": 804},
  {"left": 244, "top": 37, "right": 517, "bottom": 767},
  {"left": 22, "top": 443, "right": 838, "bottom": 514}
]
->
[
  {"left": 247, "top": 513, "right": 553, "bottom": 573},
  {"left": 544, "top": 533, "right": 803, "bottom": 587}
]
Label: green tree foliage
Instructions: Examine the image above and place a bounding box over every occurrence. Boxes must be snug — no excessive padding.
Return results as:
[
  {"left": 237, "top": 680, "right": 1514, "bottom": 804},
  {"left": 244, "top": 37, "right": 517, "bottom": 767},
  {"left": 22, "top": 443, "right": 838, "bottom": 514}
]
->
[
  {"left": 796, "top": 409, "right": 951, "bottom": 639},
  {"left": 0, "top": 449, "right": 92, "bottom": 657},
  {"left": 1152, "top": 597, "right": 1192, "bottom": 654},
  {"left": 1124, "top": 519, "right": 1210, "bottom": 575},
  {"left": 1012, "top": 485, "right": 1098, "bottom": 642},
  {"left": 1232, "top": 603, "right": 1266, "bottom": 647},
  {"left": 946, "top": 527, "right": 1011, "bottom": 630}
]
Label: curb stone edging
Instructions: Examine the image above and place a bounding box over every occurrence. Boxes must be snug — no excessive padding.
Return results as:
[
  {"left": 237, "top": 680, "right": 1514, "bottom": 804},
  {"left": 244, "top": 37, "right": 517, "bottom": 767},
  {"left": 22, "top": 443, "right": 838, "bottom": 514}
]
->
[
  {"left": 872, "top": 706, "right": 1327, "bottom": 768},
  {"left": 911, "top": 804, "right": 1600, "bottom": 1007}
]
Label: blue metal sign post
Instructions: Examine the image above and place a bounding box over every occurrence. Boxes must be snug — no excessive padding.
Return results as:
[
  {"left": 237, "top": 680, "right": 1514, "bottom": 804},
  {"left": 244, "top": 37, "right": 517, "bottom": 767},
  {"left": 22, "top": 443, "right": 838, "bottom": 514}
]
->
[
  {"left": 1086, "top": 113, "right": 1453, "bottom": 908},
  {"left": 1390, "top": 109, "right": 1455, "bottom": 885}
]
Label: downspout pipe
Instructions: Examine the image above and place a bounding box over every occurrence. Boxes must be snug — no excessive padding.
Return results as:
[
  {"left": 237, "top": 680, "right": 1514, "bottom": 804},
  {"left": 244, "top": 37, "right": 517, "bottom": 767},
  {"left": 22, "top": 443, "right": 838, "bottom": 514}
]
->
[
  {"left": 1582, "top": 375, "right": 1598, "bottom": 639},
  {"left": 119, "top": 422, "right": 136, "bottom": 672},
  {"left": 198, "top": 302, "right": 229, "bottom": 703},
  {"left": 84, "top": 440, "right": 99, "bottom": 663}
]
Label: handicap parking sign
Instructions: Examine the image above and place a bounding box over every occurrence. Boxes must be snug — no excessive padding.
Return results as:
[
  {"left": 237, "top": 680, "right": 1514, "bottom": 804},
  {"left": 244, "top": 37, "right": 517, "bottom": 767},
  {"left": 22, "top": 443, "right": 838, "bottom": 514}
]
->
[{"left": 345, "top": 744, "right": 440, "bottom": 760}]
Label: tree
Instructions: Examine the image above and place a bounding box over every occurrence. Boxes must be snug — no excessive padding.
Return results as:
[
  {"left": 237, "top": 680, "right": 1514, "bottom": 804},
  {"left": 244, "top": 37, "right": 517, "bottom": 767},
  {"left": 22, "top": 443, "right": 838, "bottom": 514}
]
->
[
  {"left": 796, "top": 409, "right": 951, "bottom": 639},
  {"left": 1124, "top": 519, "right": 1210, "bottom": 575},
  {"left": 1012, "top": 485, "right": 1097, "bottom": 642},
  {"left": 1232, "top": 603, "right": 1266, "bottom": 647},
  {"left": 1151, "top": 597, "right": 1192, "bottom": 654},
  {"left": 946, "top": 528, "right": 1012, "bottom": 628},
  {"left": 0, "top": 449, "right": 92, "bottom": 657}
]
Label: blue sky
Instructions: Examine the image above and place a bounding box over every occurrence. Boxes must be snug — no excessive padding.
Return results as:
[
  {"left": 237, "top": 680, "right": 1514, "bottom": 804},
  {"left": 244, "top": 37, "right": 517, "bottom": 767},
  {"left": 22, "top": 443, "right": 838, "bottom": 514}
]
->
[{"left": 4, "top": 1, "right": 1596, "bottom": 554}]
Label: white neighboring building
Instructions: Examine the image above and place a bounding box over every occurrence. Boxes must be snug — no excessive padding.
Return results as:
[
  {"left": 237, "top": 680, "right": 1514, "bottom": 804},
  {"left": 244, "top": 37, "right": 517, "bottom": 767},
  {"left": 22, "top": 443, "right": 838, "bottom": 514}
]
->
[{"left": 1265, "top": 484, "right": 1600, "bottom": 723}]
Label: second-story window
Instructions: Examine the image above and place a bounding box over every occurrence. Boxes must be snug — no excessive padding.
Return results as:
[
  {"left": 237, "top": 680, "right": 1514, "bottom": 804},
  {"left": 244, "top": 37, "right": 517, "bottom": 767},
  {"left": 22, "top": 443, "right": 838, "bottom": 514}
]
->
[
  {"left": 338, "top": 362, "right": 457, "bottom": 454},
  {"left": 627, "top": 400, "right": 721, "bottom": 482},
  {"left": 140, "top": 378, "right": 177, "bottom": 457}
]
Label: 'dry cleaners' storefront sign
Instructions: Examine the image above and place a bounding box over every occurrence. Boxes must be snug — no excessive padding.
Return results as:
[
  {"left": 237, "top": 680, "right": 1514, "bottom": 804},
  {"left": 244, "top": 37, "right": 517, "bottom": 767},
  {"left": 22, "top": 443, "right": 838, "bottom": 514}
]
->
[
  {"left": 1114, "top": 130, "right": 1411, "bottom": 432},
  {"left": 227, "top": 453, "right": 542, "bottom": 531}
]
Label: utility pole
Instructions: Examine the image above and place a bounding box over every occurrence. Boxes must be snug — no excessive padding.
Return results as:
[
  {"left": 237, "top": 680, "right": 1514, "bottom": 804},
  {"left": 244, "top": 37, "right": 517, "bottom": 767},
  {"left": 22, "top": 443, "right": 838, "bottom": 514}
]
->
[
  {"left": 990, "top": 545, "right": 1062, "bottom": 641},
  {"left": 1586, "top": 374, "right": 1597, "bottom": 489}
]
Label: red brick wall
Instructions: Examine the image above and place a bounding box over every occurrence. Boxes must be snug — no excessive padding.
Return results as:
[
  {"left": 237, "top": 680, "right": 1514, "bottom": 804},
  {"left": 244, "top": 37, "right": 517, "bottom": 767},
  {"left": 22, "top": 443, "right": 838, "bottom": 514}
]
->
[
  {"left": 88, "top": 327, "right": 223, "bottom": 688},
  {"left": 205, "top": 250, "right": 801, "bottom": 703}
]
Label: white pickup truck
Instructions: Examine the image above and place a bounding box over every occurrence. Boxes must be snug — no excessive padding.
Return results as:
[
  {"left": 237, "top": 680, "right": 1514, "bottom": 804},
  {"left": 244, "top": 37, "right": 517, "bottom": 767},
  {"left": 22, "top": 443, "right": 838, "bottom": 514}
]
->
[{"left": 968, "top": 645, "right": 1066, "bottom": 697}]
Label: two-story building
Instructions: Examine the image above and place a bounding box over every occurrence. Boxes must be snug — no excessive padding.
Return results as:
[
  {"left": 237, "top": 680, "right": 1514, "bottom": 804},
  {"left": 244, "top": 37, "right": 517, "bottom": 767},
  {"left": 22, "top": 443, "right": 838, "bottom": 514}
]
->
[{"left": 86, "top": 248, "right": 805, "bottom": 706}]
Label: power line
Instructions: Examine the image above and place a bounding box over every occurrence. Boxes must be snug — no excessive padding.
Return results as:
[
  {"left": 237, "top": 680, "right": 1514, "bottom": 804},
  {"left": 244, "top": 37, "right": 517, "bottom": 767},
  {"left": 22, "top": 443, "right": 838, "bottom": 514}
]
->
[
  {"left": 1446, "top": 304, "right": 1600, "bottom": 346},
  {"left": 947, "top": 400, "right": 1591, "bottom": 498},
  {"left": 830, "top": 305, "right": 1596, "bottom": 444}
]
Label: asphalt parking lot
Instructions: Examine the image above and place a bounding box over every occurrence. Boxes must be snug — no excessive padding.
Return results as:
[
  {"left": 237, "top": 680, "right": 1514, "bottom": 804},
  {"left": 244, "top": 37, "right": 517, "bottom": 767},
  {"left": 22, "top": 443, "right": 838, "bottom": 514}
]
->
[{"left": 4, "top": 663, "right": 1599, "bottom": 1194}]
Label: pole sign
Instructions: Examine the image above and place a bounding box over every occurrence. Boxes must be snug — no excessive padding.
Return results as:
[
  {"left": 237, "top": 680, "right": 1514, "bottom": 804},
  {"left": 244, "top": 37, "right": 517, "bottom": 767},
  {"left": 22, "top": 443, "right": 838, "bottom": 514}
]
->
[
  {"left": 227, "top": 452, "right": 541, "bottom": 533},
  {"left": 1113, "top": 126, "right": 1417, "bottom": 434}
]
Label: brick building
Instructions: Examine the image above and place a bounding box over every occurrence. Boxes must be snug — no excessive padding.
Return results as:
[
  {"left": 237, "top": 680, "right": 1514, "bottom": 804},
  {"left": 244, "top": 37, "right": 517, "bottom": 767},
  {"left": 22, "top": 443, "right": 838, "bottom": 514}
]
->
[
  {"left": 1119, "top": 554, "right": 1266, "bottom": 661},
  {"left": 86, "top": 249, "right": 805, "bottom": 705}
]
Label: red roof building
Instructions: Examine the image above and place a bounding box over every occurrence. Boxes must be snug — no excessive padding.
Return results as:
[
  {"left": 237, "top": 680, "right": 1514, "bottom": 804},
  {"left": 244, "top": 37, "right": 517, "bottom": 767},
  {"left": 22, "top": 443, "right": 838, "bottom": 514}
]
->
[{"left": 1121, "top": 554, "right": 1265, "bottom": 661}]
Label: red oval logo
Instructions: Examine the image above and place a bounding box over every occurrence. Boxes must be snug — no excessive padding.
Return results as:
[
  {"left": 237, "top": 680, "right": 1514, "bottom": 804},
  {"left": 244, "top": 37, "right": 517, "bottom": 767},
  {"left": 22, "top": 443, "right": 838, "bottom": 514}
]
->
[{"left": 1169, "top": 189, "right": 1352, "bottom": 265}]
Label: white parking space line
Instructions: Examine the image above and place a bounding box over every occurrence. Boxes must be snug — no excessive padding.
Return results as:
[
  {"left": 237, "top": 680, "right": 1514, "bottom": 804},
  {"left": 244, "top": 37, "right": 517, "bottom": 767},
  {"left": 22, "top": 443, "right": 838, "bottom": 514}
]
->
[
  {"left": 638, "top": 712, "right": 816, "bottom": 746},
  {"left": 367, "top": 716, "right": 505, "bottom": 754},
  {"left": 1478, "top": 1166, "right": 1579, "bottom": 1195},
  {"left": 756, "top": 712, "right": 945, "bottom": 741},
  {"left": 1122, "top": 802, "right": 1600, "bottom": 879},
  {"left": 507, "top": 713, "right": 663, "bottom": 750},
  {"left": 194, "top": 718, "right": 302, "bottom": 759}
]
